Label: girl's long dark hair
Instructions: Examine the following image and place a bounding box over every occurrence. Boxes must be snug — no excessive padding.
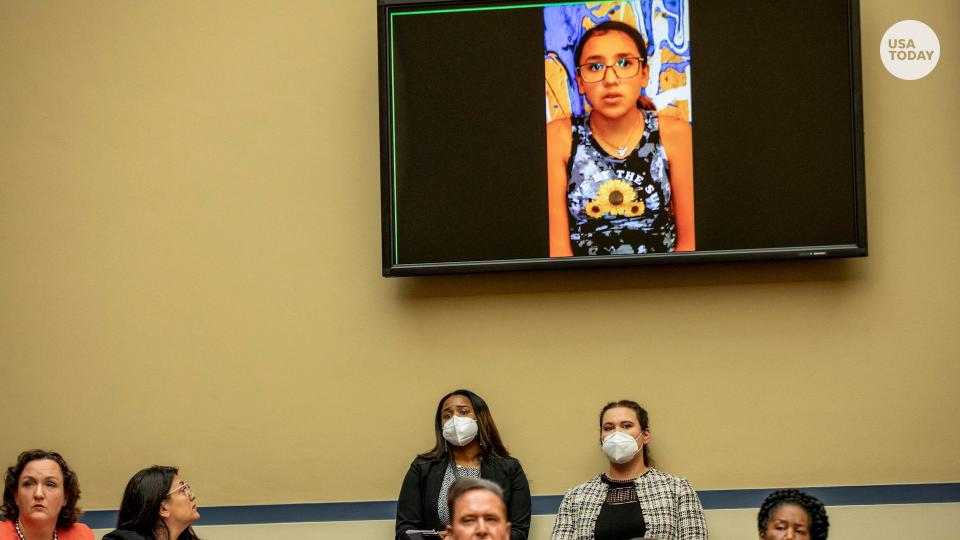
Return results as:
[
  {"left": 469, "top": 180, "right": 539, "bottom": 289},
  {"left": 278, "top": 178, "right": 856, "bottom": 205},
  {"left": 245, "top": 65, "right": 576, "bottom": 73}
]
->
[
  {"left": 418, "top": 389, "right": 511, "bottom": 462},
  {"left": 115, "top": 466, "right": 200, "bottom": 540}
]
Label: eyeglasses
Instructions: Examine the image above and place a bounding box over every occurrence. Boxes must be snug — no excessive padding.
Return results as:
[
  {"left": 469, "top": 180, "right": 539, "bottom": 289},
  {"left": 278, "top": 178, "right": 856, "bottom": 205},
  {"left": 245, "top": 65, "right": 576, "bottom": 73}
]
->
[
  {"left": 577, "top": 57, "right": 643, "bottom": 83},
  {"left": 166, "top": 481, "right": 193, "bottom": 498}
]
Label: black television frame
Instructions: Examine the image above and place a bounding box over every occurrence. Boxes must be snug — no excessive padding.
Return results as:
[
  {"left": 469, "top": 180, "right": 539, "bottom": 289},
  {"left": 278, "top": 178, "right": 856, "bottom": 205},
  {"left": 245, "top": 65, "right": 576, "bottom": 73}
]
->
[{"left": 377, "top": 0, "right": 867, "bottom": 277}]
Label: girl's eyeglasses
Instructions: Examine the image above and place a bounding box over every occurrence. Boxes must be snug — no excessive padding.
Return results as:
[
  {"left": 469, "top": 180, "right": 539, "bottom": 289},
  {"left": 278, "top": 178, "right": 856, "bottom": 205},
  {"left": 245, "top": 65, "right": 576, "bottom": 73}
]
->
[{"left": 578, "top": 57, "right": 643, "bottom": 83}]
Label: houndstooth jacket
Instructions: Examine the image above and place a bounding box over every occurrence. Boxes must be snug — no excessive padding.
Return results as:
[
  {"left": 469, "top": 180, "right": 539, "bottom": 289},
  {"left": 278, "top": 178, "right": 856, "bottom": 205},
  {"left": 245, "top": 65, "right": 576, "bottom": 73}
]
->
[{"left": 549, "top": 469, "right": 708, "bottom": 540}]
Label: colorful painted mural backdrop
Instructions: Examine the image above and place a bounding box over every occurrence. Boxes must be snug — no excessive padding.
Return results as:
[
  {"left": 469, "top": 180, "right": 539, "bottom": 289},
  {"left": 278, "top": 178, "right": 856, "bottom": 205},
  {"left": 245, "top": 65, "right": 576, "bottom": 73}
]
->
[{"left": 544, "top": 1, "right": 691, "bottom": 123}]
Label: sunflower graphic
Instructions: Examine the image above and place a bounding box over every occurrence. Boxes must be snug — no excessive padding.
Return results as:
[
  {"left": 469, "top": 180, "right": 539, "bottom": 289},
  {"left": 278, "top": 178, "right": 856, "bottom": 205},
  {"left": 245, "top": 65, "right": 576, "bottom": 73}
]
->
[
  {"left": 625, "top": 200, "right": 645, "bottom": 217},
  {"left": 585, "top": 200, "right": 605, "bottom": 218},
  {"left": 596, "top": 179, "right": 637, "bottom": 216}
]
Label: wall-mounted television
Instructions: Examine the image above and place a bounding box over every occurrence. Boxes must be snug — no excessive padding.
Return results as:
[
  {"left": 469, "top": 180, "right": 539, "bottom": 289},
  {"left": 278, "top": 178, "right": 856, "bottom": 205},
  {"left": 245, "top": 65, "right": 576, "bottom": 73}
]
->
[{"left": 378, "top": 0, "right": 866, "bottom": 276}]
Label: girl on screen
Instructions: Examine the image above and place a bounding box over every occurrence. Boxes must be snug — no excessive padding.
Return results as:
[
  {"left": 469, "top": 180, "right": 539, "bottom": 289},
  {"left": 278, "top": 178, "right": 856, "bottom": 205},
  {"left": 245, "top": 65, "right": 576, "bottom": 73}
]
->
[
  {"left": 547, "top": 21, "right": 695, "bottom": 257},
  {"left": 549, "top": 400, "right": 706, "bottom": 540},
  {"left": 395, "top": 389, "right": 531, "bottom": 540}
]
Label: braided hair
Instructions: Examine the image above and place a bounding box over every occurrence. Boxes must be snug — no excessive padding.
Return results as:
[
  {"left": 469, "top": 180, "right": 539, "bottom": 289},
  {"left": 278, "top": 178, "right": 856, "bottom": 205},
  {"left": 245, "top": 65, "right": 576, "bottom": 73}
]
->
[{"left": 757, "top": 489, "right": 829, "bottom": 540}]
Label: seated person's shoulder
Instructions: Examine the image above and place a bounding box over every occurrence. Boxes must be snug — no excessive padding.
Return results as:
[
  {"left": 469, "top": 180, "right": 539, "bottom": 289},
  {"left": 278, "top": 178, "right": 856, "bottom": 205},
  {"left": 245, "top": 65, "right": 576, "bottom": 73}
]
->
[
  {"left": 563, "top": 475, "right": 602, "bottom": 498},
  {"left": 409, "top": 454, "right": 444, "bottom": 471},
  {"left": 644, "top": 469, "right": 694, "bottom": 491},
  {"left": 486, "top": 454, "right": 522, "bottom": 469},
  {"left": 60, "top": 523, "right": 95, "bottom": 540},
  {"left": 102, "top": 531, "right": 149, "bottom": 540}
]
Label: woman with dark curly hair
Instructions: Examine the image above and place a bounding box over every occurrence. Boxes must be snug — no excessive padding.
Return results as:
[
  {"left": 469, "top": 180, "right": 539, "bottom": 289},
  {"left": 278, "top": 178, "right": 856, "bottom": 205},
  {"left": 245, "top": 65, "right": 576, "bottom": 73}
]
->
[
  {"left": 1, "top": 449, "right": 94, "bottom": 540},
  {"left": 757, "top": 489, "right": 829, "bottom": 540},
  {"left": 103, "top": 466, "right": 200, "bottom": 540}
]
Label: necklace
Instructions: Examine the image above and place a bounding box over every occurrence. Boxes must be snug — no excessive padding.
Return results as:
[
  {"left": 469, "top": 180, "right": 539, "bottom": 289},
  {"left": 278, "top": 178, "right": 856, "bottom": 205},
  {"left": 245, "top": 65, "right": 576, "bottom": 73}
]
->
[
  {"left": 591, "top": 115, "right": 642, "bottom": 157},
  {"left": 14, "top": 520, "right": 58, "bottom": 540}
]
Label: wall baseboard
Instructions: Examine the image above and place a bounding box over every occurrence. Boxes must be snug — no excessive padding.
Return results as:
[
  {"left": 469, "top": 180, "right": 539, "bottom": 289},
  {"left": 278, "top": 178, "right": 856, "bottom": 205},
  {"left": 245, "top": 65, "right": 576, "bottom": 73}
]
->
[{"left": 74, "top": 482, "right": 960, "bottom": 528}]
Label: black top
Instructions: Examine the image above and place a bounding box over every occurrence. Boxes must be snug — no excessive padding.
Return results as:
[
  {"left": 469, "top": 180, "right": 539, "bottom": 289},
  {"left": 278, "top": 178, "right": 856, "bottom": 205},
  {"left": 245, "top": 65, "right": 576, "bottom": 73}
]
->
[
  {"left": 395, "top": 454, "right": 531, "bottom": 540},
  {"left": 594, "top": 474, "right": 647, "bottom": 540},
  {"left": 566, "top": 111, "right": 677, "bottom": 256}
]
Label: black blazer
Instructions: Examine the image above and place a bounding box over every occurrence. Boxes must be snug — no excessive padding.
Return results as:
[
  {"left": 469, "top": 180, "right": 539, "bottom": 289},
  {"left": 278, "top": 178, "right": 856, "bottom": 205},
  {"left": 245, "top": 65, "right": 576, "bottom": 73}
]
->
[
  {"left": 102, "top": 532, "right": 151, "bottom": 540},
  {"left": 103, "top": 530, "right": 195, "bottom": 540},
  {"left": 395, "top": 455, "right": 531, "bottom": 540}
]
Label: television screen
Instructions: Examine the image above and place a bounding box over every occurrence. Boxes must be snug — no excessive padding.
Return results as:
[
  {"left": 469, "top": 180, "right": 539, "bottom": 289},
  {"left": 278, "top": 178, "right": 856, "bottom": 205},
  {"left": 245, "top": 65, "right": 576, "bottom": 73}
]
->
[{"left": 378, "top": 0, "right": 866, "bottom": 276}]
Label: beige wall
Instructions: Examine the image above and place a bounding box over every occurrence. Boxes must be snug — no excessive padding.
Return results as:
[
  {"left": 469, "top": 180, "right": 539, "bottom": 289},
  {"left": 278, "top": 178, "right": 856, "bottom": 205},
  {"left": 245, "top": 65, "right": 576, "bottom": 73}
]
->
[{"left": 1, "top": 0, "right": 957, "bottom": 525}]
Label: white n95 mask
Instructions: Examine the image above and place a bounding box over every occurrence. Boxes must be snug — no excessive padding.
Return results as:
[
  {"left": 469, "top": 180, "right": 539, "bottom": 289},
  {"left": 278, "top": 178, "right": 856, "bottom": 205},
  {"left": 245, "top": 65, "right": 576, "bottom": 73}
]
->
[
  {"left": 442, "top": 415, "right": 479, "bottom": 446},
  {"left": 601, "top": 431, "right": 642, "bottom": 464}
]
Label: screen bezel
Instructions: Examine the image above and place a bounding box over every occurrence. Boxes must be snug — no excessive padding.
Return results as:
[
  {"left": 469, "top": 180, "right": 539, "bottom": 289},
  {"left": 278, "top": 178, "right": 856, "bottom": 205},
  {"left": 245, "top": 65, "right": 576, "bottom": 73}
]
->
[{"left": 377, "top": 0, "right": 867, "bottom": 277}]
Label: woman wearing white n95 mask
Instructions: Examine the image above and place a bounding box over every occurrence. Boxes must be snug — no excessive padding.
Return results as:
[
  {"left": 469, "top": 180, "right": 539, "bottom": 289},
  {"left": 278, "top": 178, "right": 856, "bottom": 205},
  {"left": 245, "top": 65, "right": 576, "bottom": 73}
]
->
[
  {"left": 550, "top": 400, "right": 707, "bottom": 540},
  {"left": 396, "top": 389, "right": 531, "bottom": 540}
]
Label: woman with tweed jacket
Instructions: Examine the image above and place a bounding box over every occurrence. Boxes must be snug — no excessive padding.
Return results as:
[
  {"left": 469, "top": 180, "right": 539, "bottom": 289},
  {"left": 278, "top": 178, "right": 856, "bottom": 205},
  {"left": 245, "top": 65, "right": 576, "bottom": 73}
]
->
[{"left": 550, "top": 400, "right": 707, "bottom": 540}]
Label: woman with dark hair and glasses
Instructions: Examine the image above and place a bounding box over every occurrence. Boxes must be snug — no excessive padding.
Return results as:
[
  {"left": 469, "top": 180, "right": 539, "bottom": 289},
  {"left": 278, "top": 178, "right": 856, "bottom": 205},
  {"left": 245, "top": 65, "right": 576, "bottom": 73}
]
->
[
  {"left": 547, "top": 20, "right": 695, "bottom": 257},
  {"left": 1, "top": 449, "right": 94, "bottom": 540},
  {"left": 396, "top": 389, "right": 531, "bottom": 540},
  {"left": 550, "top": 400, "right": 706, "bottom": 540},
  {"left": 103, "top": 466, "right": 200, "bottom": 540},
  {"left": 757, "top": 489, "right": 829, "bottom": 540}
]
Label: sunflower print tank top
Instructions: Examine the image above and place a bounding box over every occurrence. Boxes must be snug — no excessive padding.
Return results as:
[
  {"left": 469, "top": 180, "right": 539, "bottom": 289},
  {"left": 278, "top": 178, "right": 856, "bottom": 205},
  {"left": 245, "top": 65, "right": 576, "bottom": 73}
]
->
[{"left": 566, "top": 110, "right": 676, "bottom": 255}]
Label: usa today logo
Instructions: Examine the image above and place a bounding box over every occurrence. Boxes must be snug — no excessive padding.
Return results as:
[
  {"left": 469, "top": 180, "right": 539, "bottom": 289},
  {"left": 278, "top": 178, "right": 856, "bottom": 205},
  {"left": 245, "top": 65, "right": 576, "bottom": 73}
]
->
[{"left": 881, "top": 20, "right": 940, "bottom": 80}]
